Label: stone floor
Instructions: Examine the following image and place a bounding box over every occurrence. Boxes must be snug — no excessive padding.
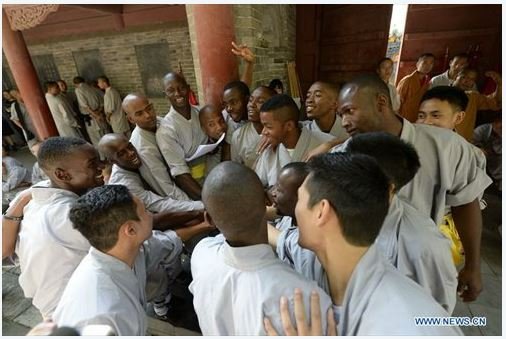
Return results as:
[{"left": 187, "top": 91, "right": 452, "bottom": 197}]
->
[{"left": 2, "top": 147, "right": 502, "bottom": 336}]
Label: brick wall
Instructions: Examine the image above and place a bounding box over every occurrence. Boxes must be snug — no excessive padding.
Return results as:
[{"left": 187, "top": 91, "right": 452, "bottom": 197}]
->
[
  {"left": 3, "top": 23, "right": 197, "bottom": 116},
  {"left": 233, "top": 5, "right": 296, "bottom": 94}
]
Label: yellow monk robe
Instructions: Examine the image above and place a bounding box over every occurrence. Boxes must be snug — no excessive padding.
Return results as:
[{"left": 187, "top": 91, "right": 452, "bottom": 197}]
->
[
  {"left": 397, "top": 70, "right": 430, "bottom": 122},
  {"left": 456, "top": 91, "right": 500, "bottom": 141}
]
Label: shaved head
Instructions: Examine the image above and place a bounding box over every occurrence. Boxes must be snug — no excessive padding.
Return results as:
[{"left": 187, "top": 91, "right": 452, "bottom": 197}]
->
[
  {"left": 122, "top": 93, "right": 148, "bottom": 115},
  {"left": 340, "top": 74, "right": 392, "bottom": 109},
  {"left": 98, "top": 133, "right": 128, "bottom": 159},
  {"left": 163, "top": 72, "right": 188, "bottom": 88},
  {"left": 202, "top": 162, "right": 266, "bottom": 242}
]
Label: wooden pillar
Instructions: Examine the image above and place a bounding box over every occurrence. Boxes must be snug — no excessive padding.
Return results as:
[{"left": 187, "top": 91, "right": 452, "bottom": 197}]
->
[
  {"left": 2, "top": 9, "right": 58, "bottom": 139},
  {"left": 191, "top": 5, "right": 238, "bottom": 106}
]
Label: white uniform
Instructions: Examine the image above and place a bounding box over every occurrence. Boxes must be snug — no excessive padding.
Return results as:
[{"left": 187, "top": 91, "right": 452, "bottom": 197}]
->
[
  {"left": 104, "top": 87, "right": 130, "bottom": 135},
  {"left": 108, "top": 164, "right": 203, "bottom": 213},
  {"left": 45, "top": 93, "right": 81, "bottom": 138},
  {"left": 189, "top": 234, "right": 333, "bottom": 335},
  {"left": 230, "top": 122, "right": 262, "bottom": 169},
  {"left": 397, "top": 120, "right": 491, "bottom": 225},
  {"left": 2, "top": 156, "right": 30, "bottom": 192},
  {"left": 222, "top": 109, "right": 246, "bottom": 143},
  {"left": 274, "top": 215, "right": 294, "bottom": 231},
  {"left": 336, "top": 246, "right": 463, "bottom": 335},
  {"left": 75, "top": 83, "right": 108, "bottom": 146},
  {"left": 301, "top": 115, "right": 348, "bottom": 140},
  {"left": 53, "top": 231, "right": 183, "bottom": 336},
  {"left": 376, "top": 195, "right": 458, "bottom": 313},
  {"left": 15, "top": 186, "right": 89, "bottom": 319},
  {"left": 156, "top": 105, "right": 207, "bottom": 178},
  {"left": 255, "top": 126, "right": 333, "bottom": 186},
  {"left": 130, "top": 118, "right": 190, "bottom": 201}
]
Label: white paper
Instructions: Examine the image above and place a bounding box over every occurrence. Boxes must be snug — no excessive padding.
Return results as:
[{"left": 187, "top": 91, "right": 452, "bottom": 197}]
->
[{"left": 185, "top": 133, "right": 226, "bottom": 162}]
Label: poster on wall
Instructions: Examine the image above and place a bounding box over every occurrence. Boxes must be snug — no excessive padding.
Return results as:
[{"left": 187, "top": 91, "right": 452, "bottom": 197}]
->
[
  {"left": 72, "top": 49, "right": 106, "bottom": 85},
  {"left": 135, "top": 42, "right": 172, "bottom": 97}
]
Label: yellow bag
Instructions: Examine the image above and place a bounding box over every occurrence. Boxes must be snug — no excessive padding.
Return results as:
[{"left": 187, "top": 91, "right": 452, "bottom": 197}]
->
[
  {"left": 439, "top": 214, "right": 465, "bottom": 266},
  {"left": 190, "top": 162, "right": 206, "bottom": 181}
]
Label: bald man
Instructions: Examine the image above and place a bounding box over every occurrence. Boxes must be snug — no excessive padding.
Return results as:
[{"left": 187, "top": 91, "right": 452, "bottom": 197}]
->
[
  {"left": 98, "top": 133, "right": 204, "bottom": 216},
  {"left": 303, "top": 81, "right": 348, "bottom": 139},
  {"left": 155, "top": 72, "right": 207, "bottom": 200},
  {"left": 254, "top": 94, "right": 333, "bottom": 187},
  {"left": 122, "top": 93, "right": 191, "bottom": 202},
  {"left": 189, "top": 161, "right": 332, "bottom": 335},
  {"left": 332, "top": 74, "right": 491, "bottom": 302}
]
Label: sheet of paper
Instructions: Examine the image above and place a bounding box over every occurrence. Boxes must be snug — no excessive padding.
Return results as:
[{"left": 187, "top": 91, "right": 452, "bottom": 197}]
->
[{"left": 185, "top": 133, "right": 226, "bottom": 162}]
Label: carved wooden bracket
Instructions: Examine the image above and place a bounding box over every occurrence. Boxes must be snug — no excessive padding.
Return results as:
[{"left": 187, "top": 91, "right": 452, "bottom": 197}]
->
[{"left": 4, "top": 5, "right": 59, "bottom": 31}]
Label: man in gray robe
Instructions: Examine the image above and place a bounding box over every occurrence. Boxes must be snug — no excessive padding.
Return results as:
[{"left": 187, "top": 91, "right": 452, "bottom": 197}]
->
[
  {"left": 45, "top": 82, "right": 82, "bottom": 139},
  {"left": 53, "top": 185, "right": 183, "bottom": 336},
  {"left": 98, "top": 76, "right": 131, "bottom": 137}
]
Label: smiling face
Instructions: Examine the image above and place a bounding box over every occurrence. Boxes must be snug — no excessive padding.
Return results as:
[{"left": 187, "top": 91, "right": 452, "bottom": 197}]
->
[
  {"left": 305, "top": 82, "right": 338, "bottom": 120},
  {"left": 417, "top": 98, "right": 464, "bottom": 130},
  {"left": 260, "top": 111, "right": 290, "bottom": 147},
  {"left": 105, "top": 137, "right": 142, "bottom": 170},
  {"left": 247, "top": 87, "right": 275, "bottom": 123},
  {"left": 58, "top": 144, "right": 105, "bottom": 195},
  {"left": 338, "top": 85, "right": 383, "bottom": 136},
  {"left": 164, "top": 75, "right": 190, "bottom": 111},
  {"left": 449, "top": 56, "right": 468, "bottom": 76},
  {"left": 453, "top": 70, "right": 478, "bottom": 91},
  {"left": 223, "top": 87, "right": 248, "bottom": 123}
]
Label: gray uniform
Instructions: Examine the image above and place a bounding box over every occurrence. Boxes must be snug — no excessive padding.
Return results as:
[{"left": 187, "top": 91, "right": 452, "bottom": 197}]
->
[
  {"left": 104, "top": 87, "right": 130, "bottom": 135},
  {"left": 189, "top": 234, "right": 333, "bottom": 335},
  {"left": 45, "top": 93, "right": 81, "bottom": 138},
  {"left": 75, "top": 83, "right": 108, "bottom": 146},
  {"left": 156, "top": 106, "right": 207, "bottom": 178},
  {"left": 255, "top": 126, "right": 333, "bottom": 186},
  {"left": 2, "top": 156, "right": 30, "bottom": 192},
  {"left": 336, "top": 246, "right": 463, "bottom": 335},
  {"left": 301, "top": 115, "right": 348, "bottom": 140},
  {"left": 108, "top": 164, "right": 203, "bottom": 213},
  {"left": 222, "top": 109, "right": 246, "bottom": 143},
  {"left": 130, "top": 119, "right": 191, "bottom": 201},
  {"left": 230, "top": 122, "right": 262, "bottom": 169},
  {"left": 53, "top": 231, "right": 183, "bottom": 336}
]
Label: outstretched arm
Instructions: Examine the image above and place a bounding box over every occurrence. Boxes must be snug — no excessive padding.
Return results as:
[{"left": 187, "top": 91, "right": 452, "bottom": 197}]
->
[
  {"left": 2, "top": 190, "right": 32, "bottom": 258},
  {"left": 231, "top": 41, "right": 255, "bottom": 88}
]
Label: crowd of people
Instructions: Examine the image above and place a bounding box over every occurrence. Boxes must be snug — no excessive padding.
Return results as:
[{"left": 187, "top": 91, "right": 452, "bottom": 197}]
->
[{"left": 1, "top": 42, "right": 501, "bottom": 336}]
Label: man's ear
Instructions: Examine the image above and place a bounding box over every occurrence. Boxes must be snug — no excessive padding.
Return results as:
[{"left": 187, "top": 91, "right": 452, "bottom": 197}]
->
[
  {"left": 127, "top": 115, "right": 135, "bottom": 125},
  {"left": 54, "top": 168, "right": 71, "bottom": 182},
  {"left": 122, "top": 221, "right": 137, "bottom": 238},
  {"left": 376, "top": 93, "right": 389, "bottom": 113},
  {"left": 454, "top": 110, "right": 466, "bottom": 126},
  {"left": 315, "top": 199, "right": 333, "bottom": 228}
]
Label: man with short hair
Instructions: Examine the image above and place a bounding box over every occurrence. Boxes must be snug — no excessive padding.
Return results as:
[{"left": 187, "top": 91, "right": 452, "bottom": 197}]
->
[
  {"left": 189, "top": 161, "right": 332, "bottom": 335},
  {"left": 15, "top": 137, "right": 105, "bottom": 319},
  {"left": 122, "top": 93, "right": 191, "bottom": 202},
  {"left": 222, "top": 80, "right": 249, "bottom": 137},
  {"left": 231, "top": 86, "right": 276, "bottom": 168},
  {"left": 267, "top": 152, "right": 461, "bottom": 335},
  {"left": 53, "top": 185, "right": 183, "bottom": 335},
  {"left": 376, "top": 57, "right": 400, "bottom": 112},
  {"left": 397, "top": 53, "right": 435, "bottom": 122},
  {"left": 198, "top": 105, "right": 230, "bottom": 173},
  {"left": 97, "top": 76, "right": 131, "bottom": 138},
  {"left": 335, "top": 74, "right": 491, "bottom": 302},
  {"left": 45, "top": 82, "right": 82, "bottom": 139},
  {"left": 99, "top": 133, "right": 204, "bottom": 215},
  {"left": 303, "top": 81, "right": 348, "bottom": 139},
  {"left": 255, "top": 94, "right": 333, "bottom": 187},
  {"left": 156, "top": 72, "right": 208, "bottom": 200},
  {"left": 74, "top": 76, "right": 109, "bottom": 146},
  {"left": 430, "top": 53, "right": 470, "bottom": 89}
]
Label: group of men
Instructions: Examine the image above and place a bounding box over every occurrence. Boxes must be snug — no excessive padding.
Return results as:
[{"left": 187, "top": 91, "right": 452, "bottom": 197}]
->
[{"left": 2, "top": 46, "right": 500, "bottom": 336}]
